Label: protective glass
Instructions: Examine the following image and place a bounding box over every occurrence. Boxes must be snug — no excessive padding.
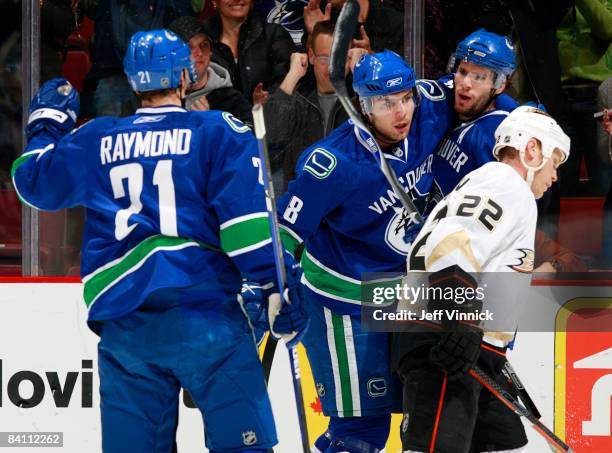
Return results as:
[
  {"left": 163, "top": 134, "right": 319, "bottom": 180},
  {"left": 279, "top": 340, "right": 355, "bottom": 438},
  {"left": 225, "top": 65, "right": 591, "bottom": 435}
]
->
[
  {"left": 361, "top": 91, "right": 416, "bottom": 116},
  {"left": 455, "top": 66, "right": 496, "bottom": 85},
  {"left": 450, "top": 59, "right": 506, "bottom": 89}
]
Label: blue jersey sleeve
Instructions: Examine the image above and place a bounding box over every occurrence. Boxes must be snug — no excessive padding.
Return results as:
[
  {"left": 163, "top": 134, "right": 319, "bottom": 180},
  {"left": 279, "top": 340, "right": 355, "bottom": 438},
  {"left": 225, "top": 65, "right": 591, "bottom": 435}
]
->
[
  {"left": 277, "top": 146, "right": 358, "bottom": 253},
  {"left": 205, "top": 112, "right": 280, "bottom": 284},
  {"left": 11, "top": 119, "right": 101, "bottom": 211}
]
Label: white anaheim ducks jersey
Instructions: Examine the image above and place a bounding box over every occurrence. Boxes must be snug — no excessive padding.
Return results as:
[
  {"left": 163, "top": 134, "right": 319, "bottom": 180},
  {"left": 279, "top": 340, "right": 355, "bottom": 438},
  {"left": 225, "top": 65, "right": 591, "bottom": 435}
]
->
[
  {"left": 408, "top": 161, "right": 536, "bottom": 274},
  {"left": 407, "top": 161, "right": 537, "bottom": 346}
]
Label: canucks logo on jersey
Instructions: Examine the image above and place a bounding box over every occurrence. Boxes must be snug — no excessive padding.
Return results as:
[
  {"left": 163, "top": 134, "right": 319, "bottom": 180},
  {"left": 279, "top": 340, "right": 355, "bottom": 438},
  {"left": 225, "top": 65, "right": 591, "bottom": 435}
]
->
[{"left": 385, "top": 206, "right": 421, "bottom": 255}]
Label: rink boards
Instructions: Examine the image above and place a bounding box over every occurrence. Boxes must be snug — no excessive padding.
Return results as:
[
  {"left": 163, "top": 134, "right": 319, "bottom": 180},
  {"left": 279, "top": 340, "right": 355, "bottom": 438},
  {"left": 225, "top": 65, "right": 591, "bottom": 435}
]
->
[{"left": 0, "top": 279, "right": 610, "bottom": 452}]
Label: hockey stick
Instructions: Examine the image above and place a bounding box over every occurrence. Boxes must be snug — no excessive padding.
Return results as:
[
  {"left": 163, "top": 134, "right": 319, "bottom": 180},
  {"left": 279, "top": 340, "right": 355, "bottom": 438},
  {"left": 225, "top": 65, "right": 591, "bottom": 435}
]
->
[
  {"left": 501, "top": 359, "right": 542, "bottom": 419},
  {"left": 261, "top": 332, "right": 278, "bottom": 384},
  {"left": 329, "top": 0, "right": 422, "bottom": 223},
  {"left": 470, "top": 365, "right": 573, "bottom": 452},
  {"left": 252, "top": 104, "right": 310, "bottom": 453}
]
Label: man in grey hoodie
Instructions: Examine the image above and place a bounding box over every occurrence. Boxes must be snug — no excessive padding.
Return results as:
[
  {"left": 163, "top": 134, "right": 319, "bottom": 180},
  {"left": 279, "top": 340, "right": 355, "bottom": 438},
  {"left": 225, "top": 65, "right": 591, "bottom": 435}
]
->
[{"left": 169, "top": 16, "right": 254, "bottom": 127}]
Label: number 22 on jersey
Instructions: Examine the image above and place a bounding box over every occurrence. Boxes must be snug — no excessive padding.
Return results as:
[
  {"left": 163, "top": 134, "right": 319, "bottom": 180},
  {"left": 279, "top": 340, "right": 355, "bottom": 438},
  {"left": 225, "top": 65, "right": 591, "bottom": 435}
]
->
[{"left": 109, "top": 160, "right": 177, "bottom": 240}]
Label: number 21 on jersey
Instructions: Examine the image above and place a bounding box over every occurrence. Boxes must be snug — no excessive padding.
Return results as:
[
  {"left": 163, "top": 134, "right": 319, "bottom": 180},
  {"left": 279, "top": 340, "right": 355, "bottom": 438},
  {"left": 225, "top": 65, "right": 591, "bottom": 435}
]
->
[{"left": 109, "top": 160, "right": 177, "bottom": 240}]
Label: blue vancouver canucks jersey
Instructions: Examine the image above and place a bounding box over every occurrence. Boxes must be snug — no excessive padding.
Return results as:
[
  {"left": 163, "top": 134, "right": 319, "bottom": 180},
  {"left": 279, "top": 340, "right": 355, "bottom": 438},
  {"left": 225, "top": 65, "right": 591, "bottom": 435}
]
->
[
  {"left": 12, "top": 106, "right": 278, "bottom": 322},
  {"left": 427, "top": 92, "right": 519, "bottom": 208},
  {"left": 278, "top": 79, "right": 454, "bottom": 315}
]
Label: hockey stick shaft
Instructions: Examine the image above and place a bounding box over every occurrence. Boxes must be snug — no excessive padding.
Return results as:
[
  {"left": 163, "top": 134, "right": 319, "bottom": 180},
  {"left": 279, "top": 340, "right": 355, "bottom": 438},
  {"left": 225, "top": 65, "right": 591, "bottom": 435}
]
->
[
  {"left": 329, "top": 0, "right": 421, "bottom": 223},
  {"left": 261, "top": 333, "right": 278, "bottom": 383},
  {"left": 470, "top": 365, "right": 573, "bottom": 452},
  {"left": 502, "top": 360, "right": 542, "bottom": 419},
  {"left": 252, "top": 105, "right": 310, "bottom": 453}
]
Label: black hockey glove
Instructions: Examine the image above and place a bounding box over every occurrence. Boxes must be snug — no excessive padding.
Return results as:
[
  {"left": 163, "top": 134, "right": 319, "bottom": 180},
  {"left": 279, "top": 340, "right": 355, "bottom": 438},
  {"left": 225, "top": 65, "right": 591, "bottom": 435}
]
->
[
  {"left": 427, "top": 265, "right": 484, "bottom": 379},
  {"left": 430, "top": 324, "right": 483, "bottom": 379}
]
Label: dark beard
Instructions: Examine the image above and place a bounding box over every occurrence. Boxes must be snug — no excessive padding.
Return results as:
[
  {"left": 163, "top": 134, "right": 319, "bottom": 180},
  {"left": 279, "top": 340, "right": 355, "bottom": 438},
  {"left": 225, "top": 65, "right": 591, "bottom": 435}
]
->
[{"left": 456, "top": 90, "right": 497, "bottom": 121}]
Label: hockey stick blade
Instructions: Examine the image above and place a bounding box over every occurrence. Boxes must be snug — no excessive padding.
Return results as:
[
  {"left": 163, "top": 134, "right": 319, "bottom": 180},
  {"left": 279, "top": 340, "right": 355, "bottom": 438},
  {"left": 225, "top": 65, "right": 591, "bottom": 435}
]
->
[
  {"left": 252, "top": 105, "right": 310, "bottom": 453},
  {"left": 470, "top": 365, "right": 573, "bottom": 452},
  {"left": 329, "top": 0, "right": 422, "bottom": 223}
]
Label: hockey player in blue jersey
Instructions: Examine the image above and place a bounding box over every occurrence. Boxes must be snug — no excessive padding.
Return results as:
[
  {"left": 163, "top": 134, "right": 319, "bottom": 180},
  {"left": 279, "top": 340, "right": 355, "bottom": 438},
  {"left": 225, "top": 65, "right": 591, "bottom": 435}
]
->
[
  {"left": 427, "top": 29, "right": 519, "bottom": 209},
  {"left": 277, "top": 50, "right": 454, "bottom": 452},
  {"left": 12, "top": 30, "right": 308, "bottom": 453}
]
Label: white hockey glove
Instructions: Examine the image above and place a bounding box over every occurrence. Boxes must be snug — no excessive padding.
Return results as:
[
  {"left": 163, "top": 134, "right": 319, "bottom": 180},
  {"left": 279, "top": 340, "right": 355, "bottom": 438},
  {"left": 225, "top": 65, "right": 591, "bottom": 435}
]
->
[{"left": 267, "top": 266, "right": 310, "bottom": 349}]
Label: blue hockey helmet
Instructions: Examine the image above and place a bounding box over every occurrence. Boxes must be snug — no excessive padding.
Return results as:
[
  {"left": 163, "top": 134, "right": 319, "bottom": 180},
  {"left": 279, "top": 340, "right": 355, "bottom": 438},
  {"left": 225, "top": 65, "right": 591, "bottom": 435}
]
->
[
  {"left": 452, "top": 29, "right": 516, "bottom": 84},
  {"left": 353, "top": 50, "right": 416, "bottom": 98},
  {"left": 123, "top": 29, "right": 196, "bottom": 92}
]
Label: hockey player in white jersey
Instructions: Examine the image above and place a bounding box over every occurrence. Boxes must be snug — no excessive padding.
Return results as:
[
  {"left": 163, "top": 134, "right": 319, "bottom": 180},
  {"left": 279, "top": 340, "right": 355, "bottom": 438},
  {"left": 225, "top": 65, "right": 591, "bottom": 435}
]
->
[{"left": 391, "top": 106, "right": 570, "bottom": 452}]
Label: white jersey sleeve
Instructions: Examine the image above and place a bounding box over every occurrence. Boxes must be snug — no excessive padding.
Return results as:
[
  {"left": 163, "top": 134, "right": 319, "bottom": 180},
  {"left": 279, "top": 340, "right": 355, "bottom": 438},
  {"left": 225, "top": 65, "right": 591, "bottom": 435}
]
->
[{"left": 409, "top": 161, "right": 537, "bottom": 274}]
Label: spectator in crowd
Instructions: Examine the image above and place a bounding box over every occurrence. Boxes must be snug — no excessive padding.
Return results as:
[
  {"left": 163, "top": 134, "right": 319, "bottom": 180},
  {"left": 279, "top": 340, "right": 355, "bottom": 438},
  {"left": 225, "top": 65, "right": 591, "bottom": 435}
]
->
[
  {"left": 603, "top": 108, "right": 612, "bottom": 135},
  {"left": 202, "top": 0, "right": 295, "bottom": 105},
  {"left": 81, "top": 0, "right": 192, "bottom": 117},
  {"left": 557, "top": 0, "right": 612, "bottom": 196},
  {"left": 599, "top": 77, "right": 612, "bottom": 267},
  {"left": 303, "top": 0, "right": 403, "bottom": 55},
  {"left": 263, "top": 20, "right": 365, "bottom": 189},
  {"left": 258, "top": 0, "right": 309, "bottom": 49},
  {"left": 558, "top": 0, "right": 612, "bottom": 84},
  {"left": 168, "top": 16, "right": 254, "bottom": 126},
  {"left": 597, "top": 78, "right": 612, "bottom": 180},
  {"left": 40, "top": 0, "right": 76, "bottom": 80}
]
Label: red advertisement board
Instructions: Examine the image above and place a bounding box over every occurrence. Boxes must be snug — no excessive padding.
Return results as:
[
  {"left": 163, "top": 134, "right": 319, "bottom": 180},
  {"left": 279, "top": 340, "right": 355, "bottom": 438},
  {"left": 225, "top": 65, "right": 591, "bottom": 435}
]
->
[{"left": 555, "top": 298, "right": 612, "bottom": 452}]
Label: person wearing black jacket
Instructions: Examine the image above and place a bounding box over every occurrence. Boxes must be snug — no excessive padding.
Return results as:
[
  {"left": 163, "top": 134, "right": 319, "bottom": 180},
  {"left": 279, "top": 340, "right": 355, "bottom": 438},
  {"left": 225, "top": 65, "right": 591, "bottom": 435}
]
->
[
  {"left": 202, "top": 0, "right": 295, "bottom": 105},
  {"left": 168, "top": 16, "right": 253, "bottom": 127},
  {"left": 263, "top": 20, "right": 352, "bottom": 190},
  {"left": 303, "top": 0, "right": 404, "bottom": 55},
  {"left": 82, "top": 0, "right": 192, "bottom": 116}
]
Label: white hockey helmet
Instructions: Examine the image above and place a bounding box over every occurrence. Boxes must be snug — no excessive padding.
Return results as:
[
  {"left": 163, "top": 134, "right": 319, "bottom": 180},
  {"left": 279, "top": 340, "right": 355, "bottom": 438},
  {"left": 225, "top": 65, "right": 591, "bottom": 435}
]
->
[{"left": 492, "top": 106, "right": 570, "bottom": 186}]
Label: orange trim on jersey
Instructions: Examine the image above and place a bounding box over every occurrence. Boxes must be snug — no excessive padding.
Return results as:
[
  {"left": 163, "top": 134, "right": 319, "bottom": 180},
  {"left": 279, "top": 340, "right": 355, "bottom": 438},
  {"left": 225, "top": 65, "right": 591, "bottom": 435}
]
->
[
  {"left": 429, "top": 372, "right": 448, "bottom": 453},
  {"left": 480, "top": 343, "right": 506, "bottom": 357}
]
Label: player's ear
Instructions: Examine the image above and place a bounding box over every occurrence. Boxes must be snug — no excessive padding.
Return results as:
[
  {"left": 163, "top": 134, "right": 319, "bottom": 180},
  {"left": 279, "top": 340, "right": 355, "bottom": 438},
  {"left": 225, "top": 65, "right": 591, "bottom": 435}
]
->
[
  {"left": 524, "top": 138, "right": 541, "bottom": 165},
  {"left": 307, "top": 47, "right": 316, "bottom": 66}
]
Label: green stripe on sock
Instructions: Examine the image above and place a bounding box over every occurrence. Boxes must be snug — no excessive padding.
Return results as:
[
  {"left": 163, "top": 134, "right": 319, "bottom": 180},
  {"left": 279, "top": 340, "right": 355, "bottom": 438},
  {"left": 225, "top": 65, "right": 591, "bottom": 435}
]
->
[{"left": 331, "top": 313, "right": 354, "bottom": 416}]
